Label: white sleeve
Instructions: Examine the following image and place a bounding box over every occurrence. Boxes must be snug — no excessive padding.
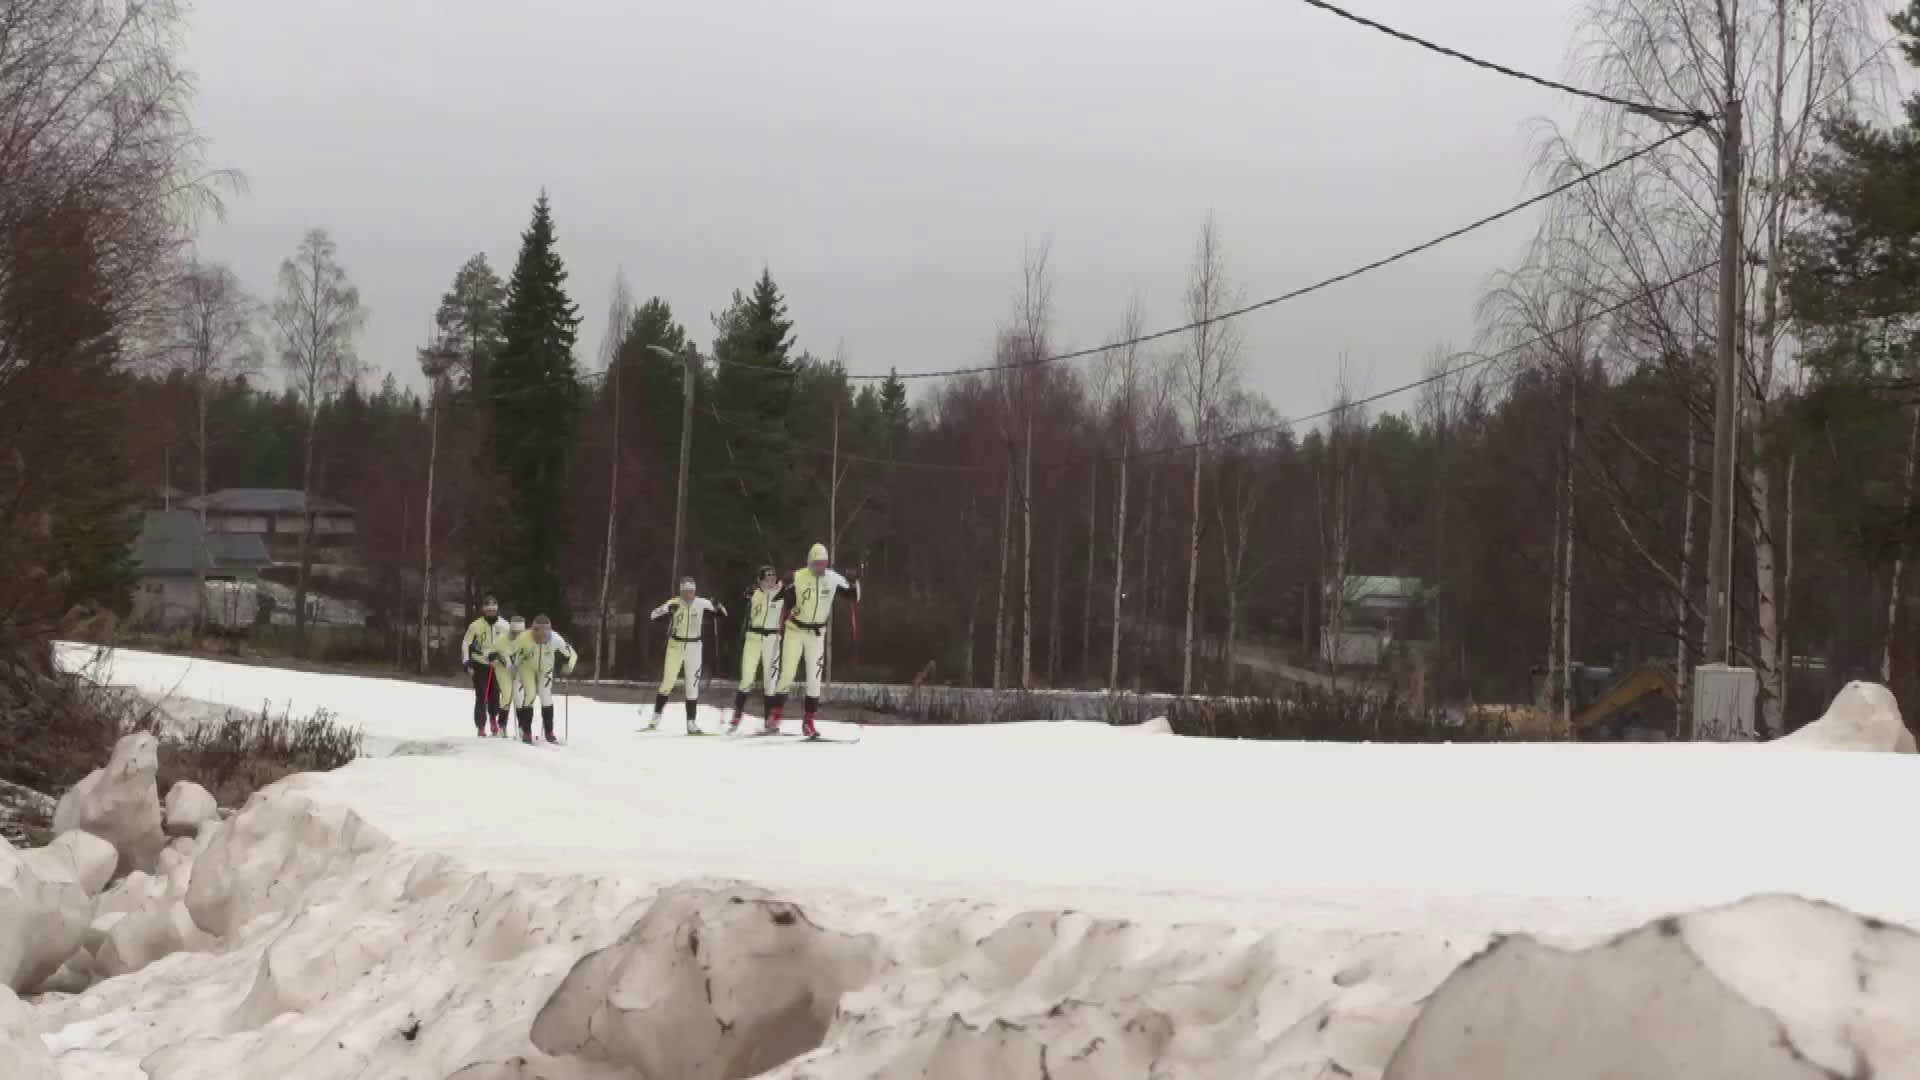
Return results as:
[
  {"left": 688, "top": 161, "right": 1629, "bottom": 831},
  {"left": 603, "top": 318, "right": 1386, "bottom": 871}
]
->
[
  {"left": 649, "top": 601, "right": 672, "bottom": 619},
  {"left": 551, "top": 632, "right": 571, "bottom": 654},
  {"left": 824, "top": 570, "right": 850, "bottom": 592}
]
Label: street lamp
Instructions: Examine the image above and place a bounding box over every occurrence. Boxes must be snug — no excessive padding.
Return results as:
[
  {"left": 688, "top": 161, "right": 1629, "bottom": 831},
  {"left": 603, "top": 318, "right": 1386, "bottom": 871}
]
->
[{"left": 647, "top": 343, "right": 697, "bottom": 595}]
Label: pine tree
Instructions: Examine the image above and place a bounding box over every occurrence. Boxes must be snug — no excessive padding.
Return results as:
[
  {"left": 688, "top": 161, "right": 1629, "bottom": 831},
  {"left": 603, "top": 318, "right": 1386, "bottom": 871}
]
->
[
  {"left": 878, "top": 368, "right": 909, "bottom": 450},
  {"left": 704, "top": 269, "right": 798, "bottom": 584},
  {"left": 489, "top": 194, "right": 582, "bottom": 624}
]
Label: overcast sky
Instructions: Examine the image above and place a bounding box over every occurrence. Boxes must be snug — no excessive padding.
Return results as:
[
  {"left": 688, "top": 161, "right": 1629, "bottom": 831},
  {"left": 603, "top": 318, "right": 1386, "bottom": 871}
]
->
[{"left": 184, "top": 0, "right": 1596, "bottom": 419}]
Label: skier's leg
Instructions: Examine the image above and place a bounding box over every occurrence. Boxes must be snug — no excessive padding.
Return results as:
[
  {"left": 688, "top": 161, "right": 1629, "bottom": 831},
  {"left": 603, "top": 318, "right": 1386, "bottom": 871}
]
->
[
  {"left": 471, "top": 666, "right": 491, "bottom": 733},
  {"left": 539, "top": 678, "right": 557, "bottom": 741},
  {"left": 733, "top": 639, "right": 760, "bottom": 729},
  {"left": 768, "top": 627, "right": 802, "bottom": 731},
  {"left": 801, "top": 632, "right": 825, "bottom": 737},
  {"left": 493, "top": 661, "right": 512, "bottom": 733},
  {"left": 652, "top": 642, "right": 683, "bottom": 726},
  {"left": 516, "top": 705, "right": 534, "bottom": 742},
  {"left": 683, "top": 642, "right": 703, "bottom": 732}
]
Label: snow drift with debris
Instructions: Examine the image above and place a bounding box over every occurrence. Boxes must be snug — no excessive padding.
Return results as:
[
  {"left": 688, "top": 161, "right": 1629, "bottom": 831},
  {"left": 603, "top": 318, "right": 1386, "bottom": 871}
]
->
[{"left": 23, "top": 644, "right": 1920, "bottom": 1077}]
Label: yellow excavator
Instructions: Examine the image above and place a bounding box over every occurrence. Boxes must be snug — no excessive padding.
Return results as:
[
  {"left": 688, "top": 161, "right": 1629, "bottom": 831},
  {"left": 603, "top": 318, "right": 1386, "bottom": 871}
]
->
[{"left": 1467, "top": 664, "right": 1678, "bottom": 740}]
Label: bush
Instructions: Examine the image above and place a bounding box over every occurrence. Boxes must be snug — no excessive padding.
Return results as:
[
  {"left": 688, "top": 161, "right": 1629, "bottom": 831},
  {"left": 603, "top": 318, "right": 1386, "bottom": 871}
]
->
[
  {"left": 1, "top": 648, "right": 363, "bottom": 838},
  {"left": 1165, "top": 684, "right": 1522, "bottom": 742},
  {"left": 159, "top": 703, "right": 363, "bottom": 807}
]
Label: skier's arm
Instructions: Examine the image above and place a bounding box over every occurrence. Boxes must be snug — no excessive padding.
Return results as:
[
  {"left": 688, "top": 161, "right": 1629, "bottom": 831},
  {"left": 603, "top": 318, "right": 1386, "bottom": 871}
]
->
[
  {"left": 461, "top": 621, "right": 486, "bottom": 665},
  {"left": 705, "top": 597, "right": 727, "bottom": 619},
  {"left": 649, "top": 600, "right": 673, "bottom": 620},
  {"left": 557, "top": 634, "right": 578, "bottom": 674}
]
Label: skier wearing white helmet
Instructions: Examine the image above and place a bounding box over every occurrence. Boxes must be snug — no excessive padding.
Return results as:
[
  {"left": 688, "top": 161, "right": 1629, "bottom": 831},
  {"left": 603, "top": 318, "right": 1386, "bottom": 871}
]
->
[
  {"left": 769, "top": 542, "right": 861, "bottom": 739},
  {"left": 645, "top": 577, "right": 726, "bottom": 733}
]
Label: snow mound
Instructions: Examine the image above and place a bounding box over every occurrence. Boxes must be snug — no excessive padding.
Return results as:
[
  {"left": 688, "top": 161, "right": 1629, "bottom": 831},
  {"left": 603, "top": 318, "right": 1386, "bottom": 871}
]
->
[
  {"left": 0, "top": 840, "right": 92, "bottom": 992},
  {"left": 163, "top": 781, "right": 217, "bottom": 837},
  {"left": 35, "top": 829, "right": 118, "bottom": 897},
  {"left": 1385, "top": 894, "right": 1920, "bottom": 1079},
  {"left": 52, "top": 732, "right": 165, "bottom": 876},
  {"left": 0, "top": 985, "right": 56, "bottom": 1080},
  {"left": 1776, "top": 681, "right": 1917, "bottom": 753},
  {"left": 532, "top": 883, "right": 882, "bottom": 1078}
]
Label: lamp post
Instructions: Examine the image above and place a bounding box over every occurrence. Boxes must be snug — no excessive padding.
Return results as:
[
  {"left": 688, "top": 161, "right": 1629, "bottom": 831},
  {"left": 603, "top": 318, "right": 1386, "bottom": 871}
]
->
[{"left": 648, "top": 343, "right": 696, "bottom": 594}]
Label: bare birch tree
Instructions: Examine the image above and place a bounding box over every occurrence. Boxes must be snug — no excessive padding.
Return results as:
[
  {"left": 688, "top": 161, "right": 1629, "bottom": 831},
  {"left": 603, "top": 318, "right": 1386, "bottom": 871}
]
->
[
  {"left": 1007, "top": 245, "right": 1053, "bottom": 689},
  {"left": 273, "top": 228, "right": 366, "bottom": 650},
  {"left": 1176, "top": 218, "right": 1244, "bottom": 696},
  {"left": 1214, "top": 392, "right": 1281, "bottom": 682},
  {"left": 162, "top": 261, "right": 260, "bottom": 514},
  {"left": 1096, "top": 298, "right": 1152, "bottom": 690},
  {"left": 1558, "top": 0, "right": 1883, "bottom": 732},
  {"left": 1318, "top": 365, "right": 1366, "bottom": 676}
]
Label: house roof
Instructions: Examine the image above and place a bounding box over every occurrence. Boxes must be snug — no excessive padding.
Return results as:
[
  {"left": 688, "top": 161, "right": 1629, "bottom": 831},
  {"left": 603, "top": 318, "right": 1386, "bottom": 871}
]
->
[
  {"left": 130, "top": 512, "right": 271, "bottom": 576},
  {"left": 1344, "top": 576, "right": 1426, "bottom": 603},
  {"left": 183, "top": 488, "right": 355, "bottom": 516}
]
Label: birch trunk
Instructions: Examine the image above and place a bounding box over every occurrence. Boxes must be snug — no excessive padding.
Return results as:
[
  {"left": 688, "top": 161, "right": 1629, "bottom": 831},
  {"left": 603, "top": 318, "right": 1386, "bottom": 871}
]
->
[
  {"left": 1884, "top": 404, "right": 1920, "bottom": 681},
  {"left": 594, "top": 361, "right": 621, "bottom": 681},
  {"left": 1048, "top": 524, "right": 1063, "bottom": 686},
  {"left": 1021, "top": 412, "right": 1033, "bottom": 689},
  {"left": 993, "top": 463, "right": 1012, "bottom": 691},
  {"left": 1181, "top": 448, "right": 1203, "bottom": 695},
  {"left": 420, "top": 388, "right": 438, "bottom": 674},
  {"left": 1677, "top": 407, "right": 1698, "bottom": 736},
  {"left": 1109, "top": 446, "right": 1128, "bottom": 691},
  {"left": 294, "top": 408, "right": 317, "bottom": 649},
  {"left": 1082, "top": 457, "right": 1096, "bottom": 682},
  {"left": 1560, "top": 377, "right": 1578, "bottom": 737}
]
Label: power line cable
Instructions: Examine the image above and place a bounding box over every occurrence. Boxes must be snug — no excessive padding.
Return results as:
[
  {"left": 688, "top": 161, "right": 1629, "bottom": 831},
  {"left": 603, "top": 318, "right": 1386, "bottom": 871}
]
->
[
  {"left": 1297, "top": 0, "right": 1711, "bottom": 124},
  {"left": 729, "top": 260, "right": 1717, "bottom": 475},
  {"left": 835, "top": 122, "right": 1702, "bottom": 383}
]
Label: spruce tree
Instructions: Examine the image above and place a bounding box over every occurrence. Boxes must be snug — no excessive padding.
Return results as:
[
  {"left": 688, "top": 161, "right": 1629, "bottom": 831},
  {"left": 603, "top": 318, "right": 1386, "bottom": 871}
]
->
[
  {"left": 704, "top": 269, "right": 799, "bottom": 583},
  {"left": 489, "top": 194, "right": 582, "bottom": 624}
]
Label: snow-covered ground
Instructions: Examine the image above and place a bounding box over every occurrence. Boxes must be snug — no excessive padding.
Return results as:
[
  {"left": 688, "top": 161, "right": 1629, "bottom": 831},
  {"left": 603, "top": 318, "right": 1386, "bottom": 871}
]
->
[{"left": 21, "top": 642, "right": 1920, "bottom": 1078}]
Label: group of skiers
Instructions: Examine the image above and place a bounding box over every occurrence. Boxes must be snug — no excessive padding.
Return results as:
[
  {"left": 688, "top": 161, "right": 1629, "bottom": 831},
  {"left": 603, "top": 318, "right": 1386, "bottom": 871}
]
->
[
  {"left": 460, "top": 541, "right": 860, "bottom": 743},
  {"left": 460, "top": 605, "right": 579, "bottom": 743}
]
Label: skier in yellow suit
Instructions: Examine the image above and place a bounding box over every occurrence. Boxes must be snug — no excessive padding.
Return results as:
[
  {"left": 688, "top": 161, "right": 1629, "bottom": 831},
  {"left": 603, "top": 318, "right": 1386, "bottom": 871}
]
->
[
  {"left": 504, "top": 614, "right": 577, "bottom": 744},
  {"left": 459, "top": 596, "right": 510, "bottom": 736},
  {"left": 770, "top": 543, "right": 860, "bottom": 739},
  {"left": 729, "top": 565, "right": 784, "bottom": 734},
  {"left": 646, "top": 578, "right": 725, "bottom": 734}
]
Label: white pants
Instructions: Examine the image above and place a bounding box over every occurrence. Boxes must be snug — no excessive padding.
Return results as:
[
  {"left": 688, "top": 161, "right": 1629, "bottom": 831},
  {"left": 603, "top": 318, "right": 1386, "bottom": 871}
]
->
[
  {"left": 740, "top": 631, "right": 779, "bottom": 695},
  {"left": 776, "top": 627, "right": 827, "bottom": 699},
  {"left": 659, "top": 639, "right": 703, "bottom": 700}
]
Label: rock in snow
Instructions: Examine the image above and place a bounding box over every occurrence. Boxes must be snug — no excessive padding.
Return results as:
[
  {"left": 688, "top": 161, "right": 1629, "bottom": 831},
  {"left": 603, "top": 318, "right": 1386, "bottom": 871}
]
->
[
  {"left": 1386, "top": 894, "right": 1920, "bottom": 1079},
  {"left": 0, "top": 985, "right": 57, "bottom": 1080},
  {"left": 0, "top": 842, "right": 90, "bottom": 992},
  {"left": 1775, "top": 681, "right": 1917, "bottom": 753},
  {"left": 162, "top": 781, "right": 217, "bottom": 837},
  {"left": 52, "top": 732, "right": 166, "bottom": 876},
  {"left": 532, "top": 883, "right": 882, "bottom": 1079}
]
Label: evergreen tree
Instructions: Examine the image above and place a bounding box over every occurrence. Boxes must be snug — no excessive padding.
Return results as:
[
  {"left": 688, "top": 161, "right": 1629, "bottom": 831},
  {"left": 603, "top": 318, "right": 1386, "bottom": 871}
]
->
[
  {"left": 1786, "top": 0, "right": 1920, "bottom": 565},
  {"left": 878, "top": 368, "right": 910, "bottom": 450},
  {"left": 430, "top": 253, "right": 508, "bottom": 610},
  {"left": 704, "top": 269, "right": 798, "bottom": 583},
  {"left": 489, "top": 194, "right": 583, "bottom": 624}
]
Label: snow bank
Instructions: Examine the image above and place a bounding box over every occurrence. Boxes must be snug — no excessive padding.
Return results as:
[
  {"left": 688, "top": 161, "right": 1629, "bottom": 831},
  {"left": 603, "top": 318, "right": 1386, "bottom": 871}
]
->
[
  {"left": 52, "top": 732, "right": 166, "bottom": 877},
  {"left": 1776, "top": 681, "right": 1917, "bottom": 753},
  {"left": 0, "top": 840, "right": 95, "bottom": 992},
  {"left": 27, "top": 646, "right": 1920, "bottom": 1077},
  {"left": 25, "top": 783, "right": 1917, "bottom": 1078}
]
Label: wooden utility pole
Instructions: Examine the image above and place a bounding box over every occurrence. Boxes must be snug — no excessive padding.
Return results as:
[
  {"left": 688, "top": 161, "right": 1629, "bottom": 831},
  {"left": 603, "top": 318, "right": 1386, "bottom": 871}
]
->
[
  {"left": 1706, "top": 98, "right": 1743, "bottom": 665},
  {"left": 669, "top": 348, "right": 694, "bottom": 594},
  {"left": 595, "top": 345, "right": 622, "bottom": 679}
]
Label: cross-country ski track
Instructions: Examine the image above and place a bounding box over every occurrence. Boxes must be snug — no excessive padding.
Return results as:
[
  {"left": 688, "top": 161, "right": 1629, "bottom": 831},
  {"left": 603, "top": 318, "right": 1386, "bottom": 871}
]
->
[{"left": 21, "top": 641, "right": 1920, "bottom": 1079}]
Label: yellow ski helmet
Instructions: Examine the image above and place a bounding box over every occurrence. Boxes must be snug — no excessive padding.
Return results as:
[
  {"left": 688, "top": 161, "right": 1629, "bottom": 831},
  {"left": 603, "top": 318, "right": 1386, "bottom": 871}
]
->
[{"left": 808, "top": 542, "right": 829, "bottom": 565}]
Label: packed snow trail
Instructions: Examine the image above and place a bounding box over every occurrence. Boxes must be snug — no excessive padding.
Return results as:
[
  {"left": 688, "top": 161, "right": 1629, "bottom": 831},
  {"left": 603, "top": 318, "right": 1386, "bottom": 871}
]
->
[{"left": 58, "top": 644, "right": 1920, "bottom": 938}]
